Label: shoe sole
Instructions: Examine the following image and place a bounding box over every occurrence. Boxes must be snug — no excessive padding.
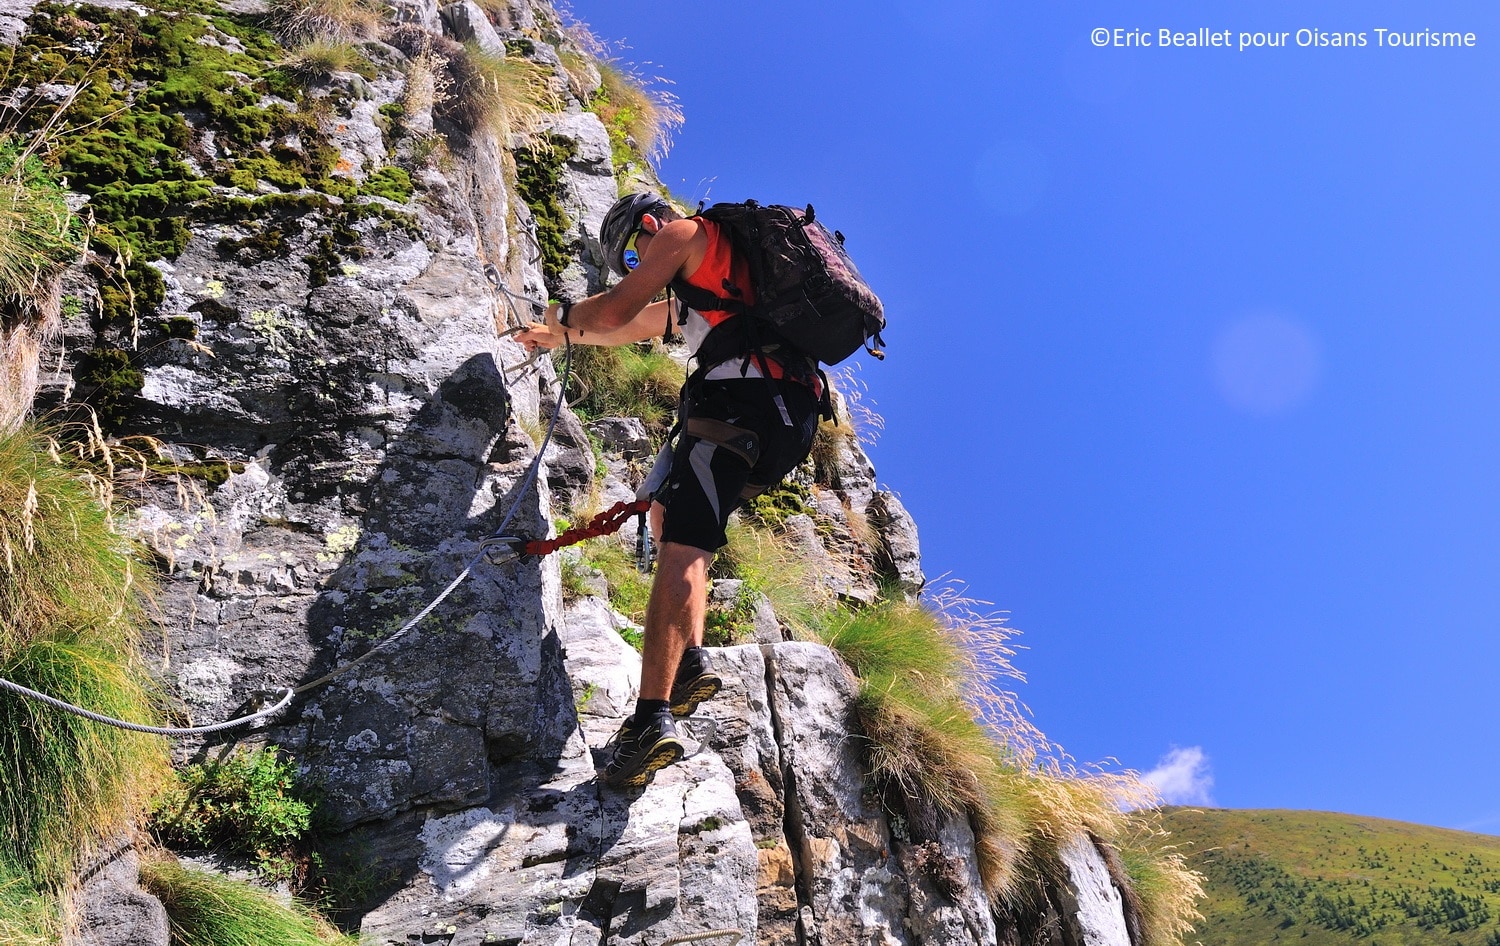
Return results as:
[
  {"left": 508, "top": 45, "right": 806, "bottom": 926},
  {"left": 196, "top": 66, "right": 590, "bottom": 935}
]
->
[
  {"left": 607, "top": 736, "right": 685, "bottom": 790},
  {"left": 671, "top": 672, "right": 722, "bottom": 718}
]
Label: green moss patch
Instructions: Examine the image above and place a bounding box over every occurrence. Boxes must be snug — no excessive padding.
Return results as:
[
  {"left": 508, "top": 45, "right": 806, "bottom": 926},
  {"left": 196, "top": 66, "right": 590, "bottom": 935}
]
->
[
  {"left": 74, "top": 347, "right": 144, "bottom": 428},
  {"left": 514, "top": 135, "right": 578, "bottom": 292},
  {"left": 0, "top": 1, "right": 397, "bottom": 352},
  {"left": 359, "top": 166, "right": 413, "bottom": 203}
]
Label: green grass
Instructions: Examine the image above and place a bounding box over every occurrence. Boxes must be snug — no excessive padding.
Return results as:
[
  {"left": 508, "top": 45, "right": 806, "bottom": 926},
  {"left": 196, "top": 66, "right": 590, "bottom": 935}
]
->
[
  {"left": 0, "top": 873, "right": 57, "bottom": 946},
  {"left": 0, "top": 425, "right": 169, "bottom": 887},
  {"left": 717, "top": 521, "right": 827, "bottom": 638},
  {"left": 585, "top": 61, "right": 683, "bottom": 170},
  {"left": 576, "top": 538, "right": 653, "bottom": 627},
  {"left": 140, "top": 860, "right": 356, "bottom": 946},
  {"left": 566, "top": 343, "right": 684, "bottom": 434},
  {"left": 1160, "top": 807, "right": 1500, "bottom": 946}
]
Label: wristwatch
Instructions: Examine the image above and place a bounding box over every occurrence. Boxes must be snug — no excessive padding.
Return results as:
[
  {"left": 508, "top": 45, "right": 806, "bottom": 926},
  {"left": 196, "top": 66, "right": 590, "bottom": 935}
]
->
[{"left": 556, "top": 302, "right": 574, "bottom": 329}]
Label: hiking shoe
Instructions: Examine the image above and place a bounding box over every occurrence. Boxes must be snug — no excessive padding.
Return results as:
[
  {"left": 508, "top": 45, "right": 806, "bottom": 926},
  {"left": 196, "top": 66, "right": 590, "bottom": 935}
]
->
[
  {"left": 604, "top": 711, "right": 684, "bottom": 790},
  {"left": 670, "top": 646, "right": 722, "bottom": 718}
]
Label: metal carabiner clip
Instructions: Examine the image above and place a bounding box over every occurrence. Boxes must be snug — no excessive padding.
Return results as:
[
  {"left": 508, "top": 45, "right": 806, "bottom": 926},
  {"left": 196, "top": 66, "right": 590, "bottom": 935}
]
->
[{"left": 479, "top": 534, "right": 529, "bottom": 566}]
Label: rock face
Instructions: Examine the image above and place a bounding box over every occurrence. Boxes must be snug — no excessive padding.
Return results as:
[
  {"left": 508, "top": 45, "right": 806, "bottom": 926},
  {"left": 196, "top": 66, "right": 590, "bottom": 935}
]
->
[{"left": 9, "top": 0, "right": 1143, "bottom": 942}]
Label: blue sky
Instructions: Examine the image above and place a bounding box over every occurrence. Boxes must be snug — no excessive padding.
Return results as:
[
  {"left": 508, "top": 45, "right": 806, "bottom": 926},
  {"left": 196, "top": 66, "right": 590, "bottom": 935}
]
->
[{"left": 568, "top": 1, "right": 1500, "bottom": 833}]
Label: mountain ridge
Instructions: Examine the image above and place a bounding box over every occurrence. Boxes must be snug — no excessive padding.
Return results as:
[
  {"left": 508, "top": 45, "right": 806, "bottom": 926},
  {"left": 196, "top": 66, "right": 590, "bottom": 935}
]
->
[{"left": 1160, "top": 806, "right": 1500, "bottom": 946}]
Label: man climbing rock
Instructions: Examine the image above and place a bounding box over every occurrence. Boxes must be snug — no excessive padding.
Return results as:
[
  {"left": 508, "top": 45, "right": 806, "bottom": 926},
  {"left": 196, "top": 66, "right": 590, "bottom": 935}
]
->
[{"left": 517, "top": 193, "right": 822, "bottom": 789}]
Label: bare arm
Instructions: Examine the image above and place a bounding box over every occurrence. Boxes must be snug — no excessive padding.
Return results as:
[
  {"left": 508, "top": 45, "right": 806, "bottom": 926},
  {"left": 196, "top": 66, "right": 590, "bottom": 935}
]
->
[
  {"left": 516, "top": 299, "right": 677, "bottom": 350},
  {"left": 516, "top": 215, "right": 705, "bottom": 352}
]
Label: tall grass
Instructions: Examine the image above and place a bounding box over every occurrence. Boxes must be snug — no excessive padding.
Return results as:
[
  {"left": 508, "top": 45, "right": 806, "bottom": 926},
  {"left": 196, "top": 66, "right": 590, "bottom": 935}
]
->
[
  {"left": 1115, "top": 813, "right": 1205, "bottom": 946},
  {"left": 281, "top": 39, "right": 369, "bottom": 81},
  {"left": 140, "top": 860, "right": 357, "bottom": 946},
  {"left": 0, "top": 136, "right": 83, "bottom": 311},
  {"left": 718, "top": 521, "right": 829, "bottom": 638},
  {"left": 0, "top": 425, "right": 168, "bottom": 886}
]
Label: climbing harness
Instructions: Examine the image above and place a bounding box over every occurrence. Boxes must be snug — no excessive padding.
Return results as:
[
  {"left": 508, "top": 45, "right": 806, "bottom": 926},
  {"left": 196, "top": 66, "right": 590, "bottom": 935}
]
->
[{"left": 0, "top": 287, "right": 644, "bottom": 738}]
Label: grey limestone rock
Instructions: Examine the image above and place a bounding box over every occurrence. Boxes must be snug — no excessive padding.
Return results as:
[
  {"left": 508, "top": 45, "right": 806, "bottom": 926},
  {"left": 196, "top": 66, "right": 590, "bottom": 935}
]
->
[
  {"left": 870, "top": 488, "right": 925, "bottom": 594},
  {"left": 590, "top": 415, "right": 652, "bottom": 459},
  {"left": 1060, "top": 835, "right": 1134, "bottom": 946},
  {"left": 439, "top": 0, "right": 505, "bottom": 54},
  {"left": 71, "top": 846, "right": 169, "bottom": 946}
]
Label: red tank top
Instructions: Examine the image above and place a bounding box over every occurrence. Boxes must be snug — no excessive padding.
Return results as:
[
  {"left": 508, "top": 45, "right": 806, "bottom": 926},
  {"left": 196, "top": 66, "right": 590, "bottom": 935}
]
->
[{"left": 680, "top": 218, "right": 755, "bottom": 323}]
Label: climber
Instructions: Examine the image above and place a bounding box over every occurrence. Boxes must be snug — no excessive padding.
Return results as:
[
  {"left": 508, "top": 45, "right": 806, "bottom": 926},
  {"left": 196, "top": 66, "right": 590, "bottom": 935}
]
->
[{"left": 516, "top": 193, "right": 821, "bottom": 790}]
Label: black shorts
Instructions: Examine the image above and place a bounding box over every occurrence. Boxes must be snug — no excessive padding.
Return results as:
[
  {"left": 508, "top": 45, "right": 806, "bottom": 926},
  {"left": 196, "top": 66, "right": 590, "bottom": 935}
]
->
[{"left": 655, "top": 378, "right": 820, "bottom": 552}]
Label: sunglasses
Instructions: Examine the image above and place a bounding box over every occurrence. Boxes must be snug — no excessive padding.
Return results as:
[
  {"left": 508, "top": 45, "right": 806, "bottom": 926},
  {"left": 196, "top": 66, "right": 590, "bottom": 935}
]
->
[{"left": 622, "top": 230, "right": 643, "bottom": 271}]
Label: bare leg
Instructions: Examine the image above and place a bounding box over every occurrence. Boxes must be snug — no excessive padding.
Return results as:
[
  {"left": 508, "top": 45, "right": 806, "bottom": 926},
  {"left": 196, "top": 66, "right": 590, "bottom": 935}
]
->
[{"left": 638, "top": 537, "right": 712, "bottom": 701}]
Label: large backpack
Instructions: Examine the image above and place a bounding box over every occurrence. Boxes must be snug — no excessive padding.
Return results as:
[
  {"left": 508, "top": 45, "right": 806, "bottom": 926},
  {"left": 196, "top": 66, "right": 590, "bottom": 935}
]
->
[{"left": 669, "top": 201, "right": 887, "bottom": 370}]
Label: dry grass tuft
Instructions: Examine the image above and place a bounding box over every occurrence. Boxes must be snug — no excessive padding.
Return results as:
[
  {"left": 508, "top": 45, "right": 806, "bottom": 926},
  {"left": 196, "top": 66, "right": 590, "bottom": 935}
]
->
[
  {"left": 819, "top": 582, "right": 1201, "bottom": 922},
  {"left": 592, "top": 61, "right": 682, "bottom": 168},
  {"left": 559, "top": 10, "right": 683, "bottom": 167},
  {"left": 281, "top": 38, "right": 365, "bottom": 80},
  {"left": 436, "top": 42, "right": 558, "bottom": 146},
  {"left": 1112, "top": 810, "right": 1205, "bottom": 946},
  {"left": 268, "top": 0, "right": 380, "bottom": 44},
  {"left": 810, "top": 367, "right": 883, "bottom": 487}
]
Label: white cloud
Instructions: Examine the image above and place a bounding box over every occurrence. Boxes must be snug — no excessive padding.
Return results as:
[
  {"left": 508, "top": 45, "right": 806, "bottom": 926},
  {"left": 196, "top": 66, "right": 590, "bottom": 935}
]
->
[{"left": 1144, "top": 746, "right": 1215, "bottom": 806}]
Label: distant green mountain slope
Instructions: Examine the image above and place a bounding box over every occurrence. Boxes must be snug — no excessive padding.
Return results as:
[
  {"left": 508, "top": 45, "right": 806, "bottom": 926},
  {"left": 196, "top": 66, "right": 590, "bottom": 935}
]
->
[{"left": 1160, "top": 808, "right": 1500, "bottom": 946}]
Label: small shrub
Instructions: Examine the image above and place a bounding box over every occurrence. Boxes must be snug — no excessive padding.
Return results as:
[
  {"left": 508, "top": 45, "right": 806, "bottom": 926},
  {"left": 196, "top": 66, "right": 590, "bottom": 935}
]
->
[
  {"left": 151, "top": 747, "right": 315, "bottom": 881},
  {"left": 140, "top": 859, "right": 355, "bottom": 946}
]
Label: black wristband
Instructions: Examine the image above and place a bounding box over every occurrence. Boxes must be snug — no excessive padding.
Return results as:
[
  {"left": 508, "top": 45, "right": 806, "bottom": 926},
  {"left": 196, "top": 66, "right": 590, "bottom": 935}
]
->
[{"left": 557, "top": 302, "right": 574, "bottom": 328}]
